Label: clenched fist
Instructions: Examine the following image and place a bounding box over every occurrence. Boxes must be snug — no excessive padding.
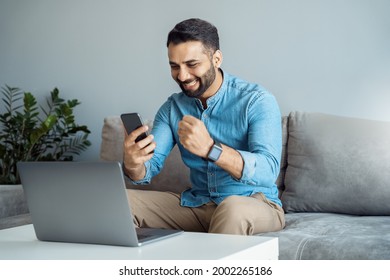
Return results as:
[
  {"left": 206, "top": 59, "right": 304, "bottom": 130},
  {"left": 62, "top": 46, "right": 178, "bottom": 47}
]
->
[{"left": 178, "top": 115, "right": 214, "bottom": 158}]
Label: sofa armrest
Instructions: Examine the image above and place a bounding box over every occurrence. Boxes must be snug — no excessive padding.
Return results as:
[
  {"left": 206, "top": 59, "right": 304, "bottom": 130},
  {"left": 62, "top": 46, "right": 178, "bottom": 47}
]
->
[{"left": 0, "top": 185, "right": 31, "bottom": 229}]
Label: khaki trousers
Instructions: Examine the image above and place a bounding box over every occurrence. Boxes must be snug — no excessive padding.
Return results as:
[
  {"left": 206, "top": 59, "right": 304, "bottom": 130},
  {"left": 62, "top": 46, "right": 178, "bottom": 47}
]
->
[{"left": 127, "top": 189, "right": 285, "bottom": 235}]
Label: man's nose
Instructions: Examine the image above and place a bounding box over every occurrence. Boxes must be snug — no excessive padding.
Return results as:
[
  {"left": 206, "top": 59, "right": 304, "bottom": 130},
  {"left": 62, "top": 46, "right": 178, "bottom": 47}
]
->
[{"left": 177, "top": 67, "right": 190, "bottom": 82}]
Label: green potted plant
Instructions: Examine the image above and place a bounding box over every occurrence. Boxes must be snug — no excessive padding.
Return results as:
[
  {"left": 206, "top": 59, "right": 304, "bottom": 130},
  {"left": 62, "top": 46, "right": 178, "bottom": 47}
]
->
[{"left": 0, "top": 85, "right": 91, "bottom": 185}]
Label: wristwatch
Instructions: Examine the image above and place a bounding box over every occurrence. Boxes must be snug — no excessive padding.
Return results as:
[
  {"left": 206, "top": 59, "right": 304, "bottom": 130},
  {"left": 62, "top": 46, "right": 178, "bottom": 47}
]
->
[{"left": 207, "top": 140, "right": 223, "bottom": 162}]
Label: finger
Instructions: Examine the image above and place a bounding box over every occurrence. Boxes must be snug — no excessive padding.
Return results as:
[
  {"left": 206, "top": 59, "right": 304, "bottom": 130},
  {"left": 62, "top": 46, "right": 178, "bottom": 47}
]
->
[
  {"left": 128, "top": 125, "right": 149, "bottom": 142},
  {"left": 123, "top": 134, "right": 153, "bottom": 157},
  {"left": 134, "top": 134, "right": 154, "bottom": 150},
  {"left": 143, "top": 141, "right": 156, "bottom": 155},
  {"left": 123, "top": 138, "right": 155, "bottom": 168},
  {"left": 123, "top": 133, "right": 135, "bottom": 149},
  {"left": 141, "top": 150, "right": 154, "bottom": 162},
  {"left": 182, "top": 115, "right": 198, "bottom": 124},
  {"left": 178, "top": 119, "right": 194, "bottom": 132},
  {"left": 178, "top": 121, "right": 188, "bottom": 137}
]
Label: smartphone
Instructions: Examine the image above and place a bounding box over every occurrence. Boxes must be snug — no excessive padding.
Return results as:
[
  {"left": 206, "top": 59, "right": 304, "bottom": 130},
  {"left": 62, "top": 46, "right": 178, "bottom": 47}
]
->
[{"left": 120, "top": 113, "right": 148, "bottom": 142}]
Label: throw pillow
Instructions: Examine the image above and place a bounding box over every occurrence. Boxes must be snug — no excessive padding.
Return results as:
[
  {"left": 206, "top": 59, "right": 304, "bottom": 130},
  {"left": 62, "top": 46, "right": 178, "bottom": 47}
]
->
[{"left": 282, "top": 111, "right": 390, "bottom": 215}]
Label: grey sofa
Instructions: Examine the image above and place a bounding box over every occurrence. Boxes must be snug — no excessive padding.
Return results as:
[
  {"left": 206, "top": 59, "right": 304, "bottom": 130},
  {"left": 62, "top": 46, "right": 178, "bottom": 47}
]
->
[
  {"left": 100, "top": 111, "right": 390, "bottom": 260},
  {"left": 0, "top": 185, "right": 30, "bottom": 230},
  {"left": 2, "top": 111, "right": 389, "bottom": 260}
]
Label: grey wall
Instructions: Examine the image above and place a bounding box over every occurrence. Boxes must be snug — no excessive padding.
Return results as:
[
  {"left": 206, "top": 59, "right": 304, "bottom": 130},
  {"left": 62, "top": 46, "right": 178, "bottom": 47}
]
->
[{"left": 1, "top": 0, "right": 389, "bottom": 160}]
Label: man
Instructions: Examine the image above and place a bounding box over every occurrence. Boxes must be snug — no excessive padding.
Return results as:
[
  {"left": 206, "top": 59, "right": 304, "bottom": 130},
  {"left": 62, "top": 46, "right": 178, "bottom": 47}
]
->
[{"left": 123, "top": 18, "right": 284, "bottom": 235}]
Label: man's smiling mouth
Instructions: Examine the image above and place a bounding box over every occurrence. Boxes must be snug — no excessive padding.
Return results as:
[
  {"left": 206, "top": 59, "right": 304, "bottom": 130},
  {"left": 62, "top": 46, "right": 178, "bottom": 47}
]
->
[{"left": 181, "top": 79, "right": 199, "bottom": 89}]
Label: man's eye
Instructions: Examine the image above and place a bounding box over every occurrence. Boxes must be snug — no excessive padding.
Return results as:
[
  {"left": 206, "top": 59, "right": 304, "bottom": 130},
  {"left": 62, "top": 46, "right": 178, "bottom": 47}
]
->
[{"left": 187, "top": 63, "right": 198, "bottom": 68}]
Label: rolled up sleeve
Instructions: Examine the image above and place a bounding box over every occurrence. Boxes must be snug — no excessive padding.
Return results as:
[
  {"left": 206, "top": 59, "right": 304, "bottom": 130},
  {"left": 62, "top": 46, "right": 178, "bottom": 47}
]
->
[{"left": 236, "top": 93, "right": 282, "bottom": 188}]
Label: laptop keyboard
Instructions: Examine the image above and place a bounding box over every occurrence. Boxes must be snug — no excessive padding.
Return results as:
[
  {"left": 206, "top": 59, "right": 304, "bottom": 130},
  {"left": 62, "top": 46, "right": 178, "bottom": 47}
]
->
[{"left": 137, "top": 234, "right": 151, "bottom": 240}]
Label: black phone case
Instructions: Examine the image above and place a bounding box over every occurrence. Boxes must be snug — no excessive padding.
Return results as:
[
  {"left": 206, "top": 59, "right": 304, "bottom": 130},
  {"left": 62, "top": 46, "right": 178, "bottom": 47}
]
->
[{"left": 120, "top": 113, "right": 148, "bottom": 142}]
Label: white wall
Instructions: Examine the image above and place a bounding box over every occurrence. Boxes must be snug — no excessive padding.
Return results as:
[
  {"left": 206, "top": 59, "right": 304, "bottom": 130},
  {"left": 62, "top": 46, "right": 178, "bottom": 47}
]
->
[{"left": 1, "top": 0, "right": 389, "bottom": 160}]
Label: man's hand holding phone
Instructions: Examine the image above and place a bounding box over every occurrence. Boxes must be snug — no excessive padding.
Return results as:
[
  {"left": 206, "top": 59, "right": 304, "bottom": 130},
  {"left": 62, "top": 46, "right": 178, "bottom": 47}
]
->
[{"left": 121, "top": 113, "right": 155, "bottom": 181}]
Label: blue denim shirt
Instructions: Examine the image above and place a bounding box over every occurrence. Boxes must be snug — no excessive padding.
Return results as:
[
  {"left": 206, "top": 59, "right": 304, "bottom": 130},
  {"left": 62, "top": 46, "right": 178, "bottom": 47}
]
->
[{"left": 132, "top": 71, "right": 282, "bottom": 207}]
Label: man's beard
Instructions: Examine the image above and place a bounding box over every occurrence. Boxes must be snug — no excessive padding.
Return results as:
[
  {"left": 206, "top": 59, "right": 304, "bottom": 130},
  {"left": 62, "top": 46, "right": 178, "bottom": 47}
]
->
[{"left": 179, "top": 65, "right": 216, "bottom": 98}]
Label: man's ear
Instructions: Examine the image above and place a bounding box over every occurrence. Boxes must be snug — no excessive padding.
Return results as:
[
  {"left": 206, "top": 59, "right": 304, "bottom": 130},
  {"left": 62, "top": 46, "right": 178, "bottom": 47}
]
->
[{"left": 213, "top": 50, "right": 223, "bottom": 68}]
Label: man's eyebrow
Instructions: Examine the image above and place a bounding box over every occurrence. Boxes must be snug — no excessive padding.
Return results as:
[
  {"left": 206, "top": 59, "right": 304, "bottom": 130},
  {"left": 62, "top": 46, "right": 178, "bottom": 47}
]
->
[
  {"left": 169, "top": 59, "right": 200, "bottom": 65},
  {"left": 185, "top": 59, "right": 200, "bottom": 64}
]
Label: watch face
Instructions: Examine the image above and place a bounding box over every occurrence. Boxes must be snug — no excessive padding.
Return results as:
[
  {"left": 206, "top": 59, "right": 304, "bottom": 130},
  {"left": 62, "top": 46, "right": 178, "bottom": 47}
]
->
[
  {"left": 209, "top": 148, "right": 221, "bottom": 160},
  {"left": 208, "top": 143, "right": 222, "bottom": 161}
]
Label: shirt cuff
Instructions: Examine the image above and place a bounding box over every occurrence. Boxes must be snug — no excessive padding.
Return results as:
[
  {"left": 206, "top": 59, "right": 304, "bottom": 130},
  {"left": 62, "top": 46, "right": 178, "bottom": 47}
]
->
[
  {"left": 236, "top": 150, "right": 257, "bottom": 185},
  {"left": 122, "top": 161, "right": 152, "bottom": 185}
]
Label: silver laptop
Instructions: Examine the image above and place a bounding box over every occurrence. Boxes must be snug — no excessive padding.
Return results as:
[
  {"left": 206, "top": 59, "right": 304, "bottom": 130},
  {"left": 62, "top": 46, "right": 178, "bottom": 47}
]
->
[{"left": 17, "top": 161, "right": 182, "bottom": 247}]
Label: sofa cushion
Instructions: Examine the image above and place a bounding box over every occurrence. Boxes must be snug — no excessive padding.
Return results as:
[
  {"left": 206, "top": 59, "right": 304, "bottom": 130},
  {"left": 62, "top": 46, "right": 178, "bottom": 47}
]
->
[
  {"left": 261, "top": 212, "right": 390, "bottom": 259},
  {"left": 100, "top": 116, "right": 125, "bottom": 162},
  {"left": 282, "top": 111, "right": 390, "bottom": 215}
]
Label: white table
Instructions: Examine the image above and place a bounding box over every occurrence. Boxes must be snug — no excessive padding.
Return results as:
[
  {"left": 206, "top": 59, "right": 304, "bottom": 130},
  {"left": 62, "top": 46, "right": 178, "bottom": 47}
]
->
[{"left": 0, "top": 225, "right": 278, "bottom": 260}]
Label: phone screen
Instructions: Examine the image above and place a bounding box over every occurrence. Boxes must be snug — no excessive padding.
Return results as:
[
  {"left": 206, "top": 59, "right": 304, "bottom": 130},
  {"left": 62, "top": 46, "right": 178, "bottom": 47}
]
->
[{"left": 120, "top": 113, "right": 148, "bottom": 142}]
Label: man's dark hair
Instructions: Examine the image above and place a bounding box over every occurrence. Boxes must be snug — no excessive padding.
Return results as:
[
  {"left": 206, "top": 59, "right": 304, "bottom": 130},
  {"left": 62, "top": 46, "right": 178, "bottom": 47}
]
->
[{"left": 167, "top": 18, "right": 220, "bottom": 53}]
